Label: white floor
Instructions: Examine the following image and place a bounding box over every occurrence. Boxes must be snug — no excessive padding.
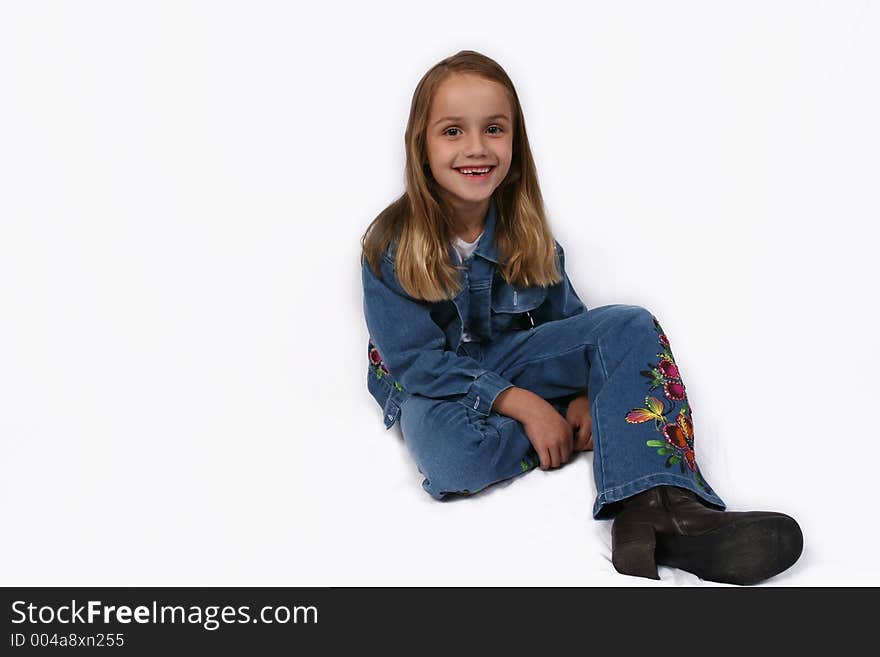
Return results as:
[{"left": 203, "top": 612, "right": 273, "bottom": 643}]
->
[{"left": 2, "top": 371, "right": 877, "bottom": 587}]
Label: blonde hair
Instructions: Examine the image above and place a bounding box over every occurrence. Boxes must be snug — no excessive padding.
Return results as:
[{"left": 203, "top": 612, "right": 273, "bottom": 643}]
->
[{"left": 361, "top": 50, "right": 561, "bottom": 302}]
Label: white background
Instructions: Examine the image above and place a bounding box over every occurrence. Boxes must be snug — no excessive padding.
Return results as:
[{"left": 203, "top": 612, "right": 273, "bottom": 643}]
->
[{"left": 1, "top": 0, "right": 877, "bottom": 586}]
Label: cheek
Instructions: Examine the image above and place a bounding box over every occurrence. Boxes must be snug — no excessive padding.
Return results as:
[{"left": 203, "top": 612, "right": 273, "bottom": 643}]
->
[
  {"left": 426, "top": 142, "right": 450, "bottom": 167},
  {"left": 497, "top": 141, "right": 513, "bottom": 168}
]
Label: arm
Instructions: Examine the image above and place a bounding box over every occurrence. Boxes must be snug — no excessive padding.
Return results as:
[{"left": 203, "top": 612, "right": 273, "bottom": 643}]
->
[
  {"left": 492, "top": 386, "right": 548, "bottom": 424},
  {"left": 362, "top": 256, "right": 514, "bottom": 416},
  {"left": 538, "top": 241, "right": 588, "bottom": 322},
  {"left": 493, "top": 386, "right": 575, "bottom": 470}
]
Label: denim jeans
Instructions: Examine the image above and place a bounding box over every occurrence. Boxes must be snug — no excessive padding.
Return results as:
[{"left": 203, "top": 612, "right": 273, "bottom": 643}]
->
[{"left": 397, "top": 304, "right": 727, "bottom": 519}]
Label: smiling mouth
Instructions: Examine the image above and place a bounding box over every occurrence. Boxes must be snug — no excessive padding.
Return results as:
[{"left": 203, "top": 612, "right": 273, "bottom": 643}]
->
[{"left": 455, "top": 166, "right": 495, "bottom": 179}]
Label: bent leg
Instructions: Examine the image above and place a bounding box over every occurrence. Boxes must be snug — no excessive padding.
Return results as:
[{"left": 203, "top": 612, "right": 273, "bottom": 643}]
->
[
  {"left": 480, "top": 304, "right": 726, "bottom": 519},
  {"left": 398, "top": 394, "right": 541, "bottom": 500}
]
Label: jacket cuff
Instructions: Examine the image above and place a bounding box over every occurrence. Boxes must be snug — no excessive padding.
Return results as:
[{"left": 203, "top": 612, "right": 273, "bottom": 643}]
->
[{"left": 460, "top": 370, "right": 514, "bottom": 417}]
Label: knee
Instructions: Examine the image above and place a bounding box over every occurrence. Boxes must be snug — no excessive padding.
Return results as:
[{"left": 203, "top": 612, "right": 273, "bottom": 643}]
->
[
  {"left": 401, "top": 401, "right": 484, "bottom": 489},
  {"left": 406, "top": 406, "right": 531, "bottom": 497},
  {"left": 421, "top": 427, "right": 496, "bottom": 495},
  {"left": 610, "top": 304, "right": 659, "bottom": 337}
]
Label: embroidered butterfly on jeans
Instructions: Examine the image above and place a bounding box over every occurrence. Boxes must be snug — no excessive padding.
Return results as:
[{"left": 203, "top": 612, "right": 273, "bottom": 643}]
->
[
  {"left": 624, "top": 317, "right": 714, "bottom": 494},
  {"left": 625, "top": 396, "right": 696, "bottom": 472}
]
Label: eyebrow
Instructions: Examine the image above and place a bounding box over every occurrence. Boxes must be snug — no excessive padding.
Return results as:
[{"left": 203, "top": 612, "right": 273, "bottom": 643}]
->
[{"left": 433, "top": 114, "right": 511, "bottom": 127}]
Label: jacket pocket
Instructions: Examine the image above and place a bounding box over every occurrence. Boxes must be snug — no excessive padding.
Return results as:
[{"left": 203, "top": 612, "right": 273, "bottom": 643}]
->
[
  {"left": 490, "top": 284, "right": 547, "bottom": 334},
  {"left": 491, "top": 283, "right": 547, "bottom": 313}
]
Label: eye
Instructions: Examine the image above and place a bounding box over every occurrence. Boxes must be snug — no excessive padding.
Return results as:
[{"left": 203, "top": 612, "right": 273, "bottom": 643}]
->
[{"left": 444, "top": 125, "right": 504, "bottom": 137}]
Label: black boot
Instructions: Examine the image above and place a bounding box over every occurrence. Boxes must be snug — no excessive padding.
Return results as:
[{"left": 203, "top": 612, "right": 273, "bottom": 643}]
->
[{"left": 611, "top": 485, "right": 803, "bottom": 585}]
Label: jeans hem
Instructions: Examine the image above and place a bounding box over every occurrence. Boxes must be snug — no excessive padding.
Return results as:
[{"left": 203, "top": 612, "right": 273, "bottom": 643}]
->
[{"left": 592, "top": 473, "right": 726, "bottom": 520}]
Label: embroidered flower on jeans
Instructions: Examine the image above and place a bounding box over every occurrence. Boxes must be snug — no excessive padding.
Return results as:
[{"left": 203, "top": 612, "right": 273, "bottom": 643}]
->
[
  {"left": 640, "top": 320, "right": 687, "bottom": 402},
  {"left": 653, "top": 316, "right": 671, "bottom": 349},
  {"left": 624, "top": 315, "right": 713, "bottom": 495},
  {"left": 368, "top": 340, "right": 404, "bottom": 391},
  {"left": 520, "top": 454, "right": 540, "bottom": 473}
]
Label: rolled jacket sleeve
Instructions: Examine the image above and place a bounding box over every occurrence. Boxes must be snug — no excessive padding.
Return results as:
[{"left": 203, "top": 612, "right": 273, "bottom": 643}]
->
[{"left": 362, "top": 256, "right": 513, "bottom": 416}]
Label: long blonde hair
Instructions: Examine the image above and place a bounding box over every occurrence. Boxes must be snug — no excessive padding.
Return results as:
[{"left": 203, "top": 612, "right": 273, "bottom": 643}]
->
[{"left": 361, "top": 50, "right": 561, "bottom": 302}]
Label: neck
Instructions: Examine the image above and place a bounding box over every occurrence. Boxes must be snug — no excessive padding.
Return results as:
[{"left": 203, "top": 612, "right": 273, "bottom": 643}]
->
[{"left": 445, "top": 196, "right": 490, "bottom": 242}]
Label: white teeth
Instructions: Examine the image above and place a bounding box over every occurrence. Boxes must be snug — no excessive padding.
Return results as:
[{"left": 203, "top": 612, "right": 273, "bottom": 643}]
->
[{"left": 459, "top": 167, "right": 492, "bottom": 174}]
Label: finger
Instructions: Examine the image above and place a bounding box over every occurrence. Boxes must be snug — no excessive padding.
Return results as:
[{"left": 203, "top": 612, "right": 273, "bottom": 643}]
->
[
  {"left": 579, "top": 425, "right": 591, "bottom": 450},
  {"left": 550, "top": 445, "right": 561, "bottom": 469},
  {"left": 539, "top": 449, "right": 551, "bottom": 470},
  {"left": 565, "top": 427, "right": 575, "bottom": 462},
  {"left": 572, "top": 424, "right": 584, "bottom": 450}
]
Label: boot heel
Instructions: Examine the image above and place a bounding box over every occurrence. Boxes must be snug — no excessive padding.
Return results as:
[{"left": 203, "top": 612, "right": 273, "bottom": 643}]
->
[{"left": 612, "top": 520, "right": 660, "bottom": 580}]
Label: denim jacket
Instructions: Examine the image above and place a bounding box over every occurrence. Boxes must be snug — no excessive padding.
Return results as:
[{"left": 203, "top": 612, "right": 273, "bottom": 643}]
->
[{"left": 362, "top": 198, "right": 587, "bottom": 429}]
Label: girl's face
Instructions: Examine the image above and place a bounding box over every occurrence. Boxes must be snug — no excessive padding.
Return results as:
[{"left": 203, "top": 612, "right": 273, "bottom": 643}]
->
[{"left": 425, "top": 73, "right": 514, "bottom": 213}]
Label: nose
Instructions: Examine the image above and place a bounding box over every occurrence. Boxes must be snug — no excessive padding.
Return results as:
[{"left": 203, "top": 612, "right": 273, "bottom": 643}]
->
[{"left": 464, "top": 132, "right": 488, "bottom": 157}]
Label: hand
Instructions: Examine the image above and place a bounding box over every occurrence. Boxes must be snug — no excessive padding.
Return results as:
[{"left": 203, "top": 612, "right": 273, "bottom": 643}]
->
[
  {"left": 521, "top": 401, "right": 575, "bottom": 470},
  {"left": 492, "top": 387, "right": 574, "bottom": 470},
  {"left": 566, "top": 394, "right": 593, "bottom": 451}
]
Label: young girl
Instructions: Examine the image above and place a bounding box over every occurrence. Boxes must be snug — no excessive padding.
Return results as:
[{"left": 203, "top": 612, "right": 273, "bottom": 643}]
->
[{"left": 360, "top": 50, "right": 803, "bottom": 585}]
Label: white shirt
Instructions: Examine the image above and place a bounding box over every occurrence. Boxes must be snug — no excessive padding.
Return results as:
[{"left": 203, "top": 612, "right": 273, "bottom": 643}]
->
[
  {"left": 452, "top": 231, "right": 484, "bottom": 342},
  {"left": 452, "top": 231, "right": 483, "bottom": 264}
]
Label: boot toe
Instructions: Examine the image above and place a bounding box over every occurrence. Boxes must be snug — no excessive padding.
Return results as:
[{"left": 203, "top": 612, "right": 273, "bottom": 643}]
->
[
  {"left": 656, "top": 513, "right": 803, "bottom": 585},
  {"left": 775, "top": 514, "right": 804, "bottom": 577}
]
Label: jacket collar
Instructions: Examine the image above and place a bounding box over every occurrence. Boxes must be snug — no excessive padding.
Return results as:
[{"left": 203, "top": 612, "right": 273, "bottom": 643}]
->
[{"left": 473, "top": 196, "right": 501, "bottom": 264}]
